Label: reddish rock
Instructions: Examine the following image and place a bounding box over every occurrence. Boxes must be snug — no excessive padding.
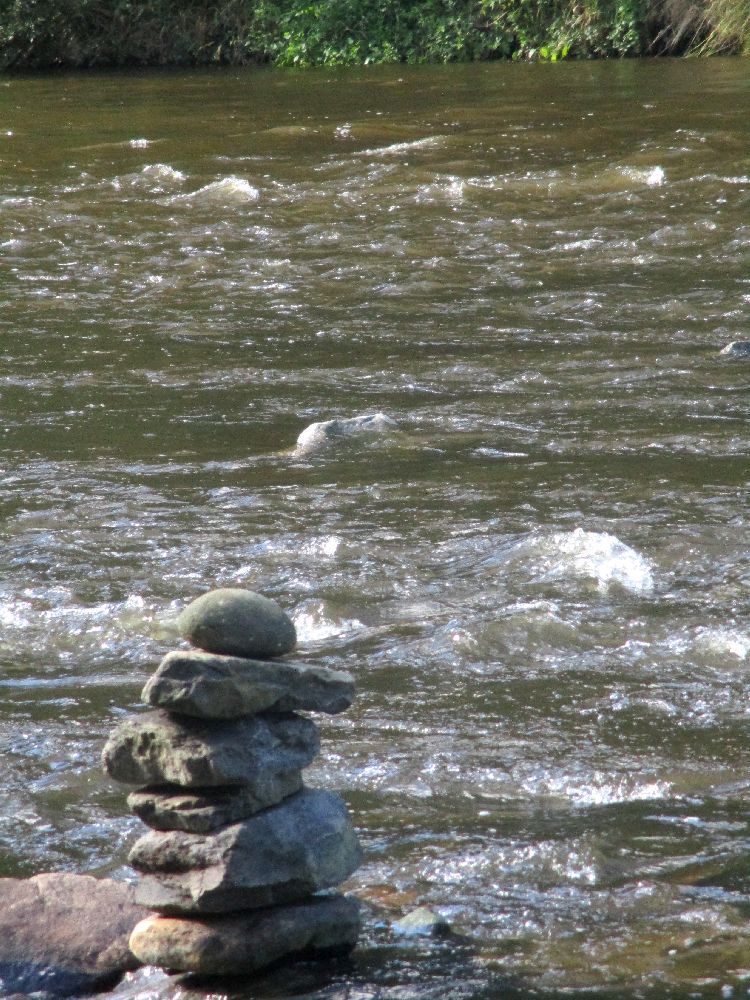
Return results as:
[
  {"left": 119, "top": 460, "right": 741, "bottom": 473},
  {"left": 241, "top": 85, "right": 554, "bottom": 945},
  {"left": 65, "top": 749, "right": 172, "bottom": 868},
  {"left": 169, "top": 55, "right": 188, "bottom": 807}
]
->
[
  {"left": 0, "top": 873, "right": 148, "bottom": 996},
  {"left": 129, "top": 894, "right": 361, "bottom": 975}
]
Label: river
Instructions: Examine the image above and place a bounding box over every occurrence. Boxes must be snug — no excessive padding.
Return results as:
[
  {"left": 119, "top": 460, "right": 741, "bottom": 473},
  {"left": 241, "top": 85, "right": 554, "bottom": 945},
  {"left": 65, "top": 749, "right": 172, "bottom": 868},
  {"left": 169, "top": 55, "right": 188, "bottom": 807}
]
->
[{"left": 1, "top": 56, "right": 749, "bottom": 999}]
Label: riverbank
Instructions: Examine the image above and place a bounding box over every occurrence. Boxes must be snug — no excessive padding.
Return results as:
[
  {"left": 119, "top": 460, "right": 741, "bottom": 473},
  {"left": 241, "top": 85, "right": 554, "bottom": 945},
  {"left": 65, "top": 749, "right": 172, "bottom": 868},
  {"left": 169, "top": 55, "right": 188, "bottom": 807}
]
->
[{"left": 0, "top": 0, "right": 745, "bottom": 71}]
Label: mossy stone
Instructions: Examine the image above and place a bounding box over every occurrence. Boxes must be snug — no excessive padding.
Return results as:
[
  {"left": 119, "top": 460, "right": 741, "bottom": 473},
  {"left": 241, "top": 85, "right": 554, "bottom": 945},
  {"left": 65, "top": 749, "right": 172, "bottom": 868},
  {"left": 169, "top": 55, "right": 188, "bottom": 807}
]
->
[{"left": 177, "top": 588, "right": 296, "bottom": 659}]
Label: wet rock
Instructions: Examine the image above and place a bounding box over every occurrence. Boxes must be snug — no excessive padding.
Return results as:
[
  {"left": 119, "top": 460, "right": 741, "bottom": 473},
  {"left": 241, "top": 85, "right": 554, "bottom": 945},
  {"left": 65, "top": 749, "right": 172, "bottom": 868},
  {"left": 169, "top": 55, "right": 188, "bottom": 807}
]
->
[
  {"left": 719, "top": 340, "right": 750, "bottom": 358},
  {"left": 392, "top": 906, "right": 451, "bottom": 937},
  {"left": 0, "top": 873, "right": 147, "bottom": 997},
  {"left": 295, "top": 413, "right": 397, "bottom": 453},
  {"left": 102, "top": 709, "right": 318, "bottom": 790},
  {"left": 143, "top": 649, "right": 355, "bottom": 720},
  {"left": 130, "top": 788, "right": 363, "bottom": 914},
  {"left": 128, "top": 894, "right": 361, "bottom": 975},
  {"left": 127, "top": 782, "right": 305, "bottom": 833},
  {"left": 176, "top": 588, "right": 296, "bottom": 659}
]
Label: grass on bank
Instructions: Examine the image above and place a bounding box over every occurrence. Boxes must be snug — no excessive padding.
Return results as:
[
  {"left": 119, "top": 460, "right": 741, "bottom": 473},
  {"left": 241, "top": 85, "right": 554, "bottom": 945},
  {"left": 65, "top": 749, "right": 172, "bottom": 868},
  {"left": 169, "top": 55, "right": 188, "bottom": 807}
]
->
[{"left": 0, "top": 0, "right": 746, "bottom": 70}]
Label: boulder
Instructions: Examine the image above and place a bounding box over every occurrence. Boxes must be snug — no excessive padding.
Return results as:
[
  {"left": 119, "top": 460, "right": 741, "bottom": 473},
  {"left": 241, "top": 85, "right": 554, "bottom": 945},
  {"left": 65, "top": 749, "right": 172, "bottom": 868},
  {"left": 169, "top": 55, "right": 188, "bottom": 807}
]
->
[
  {"left": 128, "top": 894, "right": 361, "bottom": 975},
  {"left": 130, "top": 788, "right": 363, "bottom": 914},
  {"left": 102, "top": 710, "right": 318, "bottom": 791},
  {"left": 127, "top": 782, "right": 304, "bottom": 833},
  {"left": 0, "top": 873, "right": 147, "bottom": 997},
  {"left": 143, "top": 649, "right": 355, "bottom": 719},
  {"left": 176, "top": 588, "right": 296, "bottom": 659},
  {"left": 295, "top": 413, "right": 397, "bottom": 453}
]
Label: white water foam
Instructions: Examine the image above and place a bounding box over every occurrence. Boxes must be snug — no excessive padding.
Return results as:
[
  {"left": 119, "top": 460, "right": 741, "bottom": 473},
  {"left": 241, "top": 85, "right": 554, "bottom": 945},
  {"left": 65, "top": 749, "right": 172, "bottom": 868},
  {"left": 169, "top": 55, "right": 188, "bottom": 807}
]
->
[
  {"left": 0, "top": 598, "right": 33, "bottom": 630},
  {"left": 695, "top": 627, "right": 750, "bottom": 661},
  {"left": 293, "top": 600, "right": 364, "bottom": 644},
  {"left": 522, "top": 769, "right": 670, "bottom": 807},
  {"left": 171, "top": 176, "right": 260, "bottom": 205},
  {"left": 415, "top": 176, "right": 465, "bottom": 203},
  {"left": 0, "top": 591, "right": 173, "bottom": 664},
  {"left": 671, "top": 626, "right": 750, "bottom": 664},
  {"left": 300, "top": 535, "right": 342, "bottom": 558},
  {"left": 619, "top": 165, "right": 666, "bottom": 187},
  {"left": 472, "top": 447, "right": 529, "bottom": 459},
  {"left": 510, "top": 528, "right": 655, "bottom": 595},
  {"left": 356, "top": 136, "right": 446, "bottom": 157},
  {"left": 420, "top": 837, "right": 602, "bottom": 888},
  {"left": 139, "top": 163, "right": 186, "bottom": 184},
  {"left": 111, "top": 163, "right": 186, "bottom": 194}
]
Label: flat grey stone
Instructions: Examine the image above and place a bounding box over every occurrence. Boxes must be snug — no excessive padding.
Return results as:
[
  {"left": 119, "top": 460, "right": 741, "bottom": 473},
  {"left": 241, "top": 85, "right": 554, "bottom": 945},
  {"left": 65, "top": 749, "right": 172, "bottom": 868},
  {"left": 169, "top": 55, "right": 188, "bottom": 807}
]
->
[
  {"left": 128, "top": 894, "right": 361, "bottom": 975},
  {"left": 177, "top": 588, "right": 296, "bottom": 659},
  {"left": 102, "top": 710, "right": 318, "bottom": 791},
  {"left": 0, "top": 873, "right": 147, "bottom": 996},
  {"left": 128, "top": 781, "right": 304, "bottom": 833},
  {"left": 143, "top": 649, "right": 355, "bottom": 719},
  {"left": 130, "top": 788, "right": 363, "bottom": 914}
]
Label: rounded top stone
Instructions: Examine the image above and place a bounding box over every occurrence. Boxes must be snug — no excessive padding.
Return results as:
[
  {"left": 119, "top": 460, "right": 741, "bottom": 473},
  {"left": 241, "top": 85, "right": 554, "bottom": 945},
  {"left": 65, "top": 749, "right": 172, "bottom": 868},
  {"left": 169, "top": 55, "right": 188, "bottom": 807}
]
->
[{"left": 176, "top": 588, "right": 296, "bottom": 659}]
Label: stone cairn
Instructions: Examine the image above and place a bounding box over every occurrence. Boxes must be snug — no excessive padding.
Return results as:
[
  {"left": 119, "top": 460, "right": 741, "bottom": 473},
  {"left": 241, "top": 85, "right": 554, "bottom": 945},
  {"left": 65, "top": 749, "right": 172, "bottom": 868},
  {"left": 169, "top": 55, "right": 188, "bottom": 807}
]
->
[{"left": 102, "top": 587, "right": 362, "bottom": 978}]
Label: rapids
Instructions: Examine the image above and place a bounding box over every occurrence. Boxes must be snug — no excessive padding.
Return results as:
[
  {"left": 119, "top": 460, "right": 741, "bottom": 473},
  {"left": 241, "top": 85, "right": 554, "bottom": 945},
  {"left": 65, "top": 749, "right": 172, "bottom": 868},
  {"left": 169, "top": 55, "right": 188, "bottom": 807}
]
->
[{"left": 0, "top": 57, "right": 749, "bottom": 998}]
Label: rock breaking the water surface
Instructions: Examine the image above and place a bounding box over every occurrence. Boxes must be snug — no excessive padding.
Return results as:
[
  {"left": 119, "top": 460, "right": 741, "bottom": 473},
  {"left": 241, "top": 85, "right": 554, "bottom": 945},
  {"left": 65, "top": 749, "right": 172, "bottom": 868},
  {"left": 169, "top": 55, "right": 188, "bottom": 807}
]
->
[
  {"left": 129, "top": 895, "right": 361, "bottom": 976},
  {"left": 102, "top": 585, "right": 362, "bottom": 978},
  {"left": 0, "top": 874, "right": 147, "bottom": 997},
  {"left": 720, "top": 340, "right": 750, "bottom": 359},
  {"left": 295, "top": 412, "right": 397, "bottom": 453}
]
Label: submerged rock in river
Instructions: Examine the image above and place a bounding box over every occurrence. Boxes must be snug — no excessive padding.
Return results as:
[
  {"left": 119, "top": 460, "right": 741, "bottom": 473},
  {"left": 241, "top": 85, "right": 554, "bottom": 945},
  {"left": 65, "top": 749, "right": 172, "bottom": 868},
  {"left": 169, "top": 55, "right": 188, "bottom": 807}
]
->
[
  {"left": 295, "top": 412, "right": 397, "bottom": 453},
  {"left": 128, "top": 894, "right": 361, "bottom": 975},
  {"left": 130, "top": 788, "right": 363, "bottom": 914},
  {"left": 176, "top": 587, "right": 297, "bottom": 659},
  {"left": 392, "top": 906, "right": 451, "bottom": 938},
  {"left": 0, "top": 873, "right": 147, "bottom": 997},
  {"left": 143, "top": 648, "right": 355, "bottom": 719},
  {"left": 719, "top": 340, "right": 750, "bottom": 358},
  {"left": 102, "top": 709, "right": 318, "bottom": 791}
]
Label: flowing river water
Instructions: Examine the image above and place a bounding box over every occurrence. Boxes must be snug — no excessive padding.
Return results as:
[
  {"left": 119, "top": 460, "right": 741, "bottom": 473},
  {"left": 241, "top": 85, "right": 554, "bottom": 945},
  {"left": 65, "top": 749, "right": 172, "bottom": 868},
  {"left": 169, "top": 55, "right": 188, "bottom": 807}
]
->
[{"left": 1, "top": 56, "right": 749, "bottom": 999}]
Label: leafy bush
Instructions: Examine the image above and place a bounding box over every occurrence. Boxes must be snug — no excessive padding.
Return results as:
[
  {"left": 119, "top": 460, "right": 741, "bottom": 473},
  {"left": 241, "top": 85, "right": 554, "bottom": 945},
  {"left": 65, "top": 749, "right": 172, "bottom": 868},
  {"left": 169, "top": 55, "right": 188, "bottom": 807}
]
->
[
  {"left": 0, "top": 0, "right": 259, "bottom": 69},
  {"left": 0, "top": 0, "right": 742, "bottom": 70},
  {"left": 480, "top": 0, "right": 653, "bottom": 58},
  {"left": 247, "top": 0, "right": 513, "bottom": 65}
]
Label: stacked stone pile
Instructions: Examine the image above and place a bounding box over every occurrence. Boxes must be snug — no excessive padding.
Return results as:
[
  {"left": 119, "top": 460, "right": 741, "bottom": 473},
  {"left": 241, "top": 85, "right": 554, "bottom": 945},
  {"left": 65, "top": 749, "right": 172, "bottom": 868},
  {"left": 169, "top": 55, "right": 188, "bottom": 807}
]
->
[{"left": 102, "top": 588, "right": 363, "bottom": 977}]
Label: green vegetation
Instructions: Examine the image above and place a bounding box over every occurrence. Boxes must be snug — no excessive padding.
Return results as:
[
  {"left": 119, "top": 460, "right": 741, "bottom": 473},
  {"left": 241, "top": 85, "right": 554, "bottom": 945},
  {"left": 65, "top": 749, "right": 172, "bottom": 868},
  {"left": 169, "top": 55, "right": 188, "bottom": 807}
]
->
[
  {"left": 698, "top": 0, "right": 750, "bottom": 49},
  {"left": 250, "top": 0, "right": 653, "bottom": 64},
  {"left": 0, "top": 0, "right": 257, "bottom": 69},
  {"left": 0, "top": 0, "right": 746, "bottom": 70}
]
